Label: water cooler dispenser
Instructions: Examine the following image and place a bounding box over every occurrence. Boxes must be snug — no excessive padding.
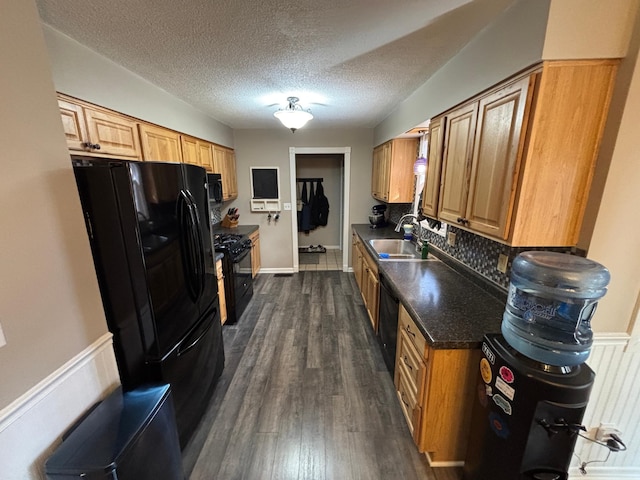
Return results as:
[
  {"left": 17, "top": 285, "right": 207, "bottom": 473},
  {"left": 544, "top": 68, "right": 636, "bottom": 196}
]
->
[{"left": 463, "top": 252, "right": 610, "bottom": 480}]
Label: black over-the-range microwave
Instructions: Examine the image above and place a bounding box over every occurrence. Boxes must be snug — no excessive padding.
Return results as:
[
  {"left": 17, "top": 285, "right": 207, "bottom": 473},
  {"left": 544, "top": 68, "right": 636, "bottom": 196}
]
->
[{"left": 207, "top": 173, "right": 223, "bottom": 204}]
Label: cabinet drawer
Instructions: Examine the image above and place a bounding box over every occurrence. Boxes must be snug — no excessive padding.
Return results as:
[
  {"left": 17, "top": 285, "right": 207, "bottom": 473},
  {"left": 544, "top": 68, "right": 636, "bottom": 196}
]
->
[
  {"left": 399, "top": 304, "right": 426, "bottom": 357},
  {"left": 397, "top": 370, "right": 420, "bottom": 437},
  {"left": 397, "top": 329, "right": 425, "bottom": 394}
]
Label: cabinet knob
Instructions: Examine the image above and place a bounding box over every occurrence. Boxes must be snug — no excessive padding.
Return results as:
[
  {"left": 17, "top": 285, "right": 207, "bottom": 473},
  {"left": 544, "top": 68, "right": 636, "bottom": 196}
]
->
[
  {"left": 83, "top": 142, "right": 101, "bottom": 150},
  {"left": 457, "top": 217, "right": 469, "bottom": 225}
]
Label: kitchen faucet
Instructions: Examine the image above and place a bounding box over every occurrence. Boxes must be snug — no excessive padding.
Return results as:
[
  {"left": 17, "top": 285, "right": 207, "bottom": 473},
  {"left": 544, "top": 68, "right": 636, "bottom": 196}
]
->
[{"left": 395, "top": 213, "right": 425, "bottom": 247}]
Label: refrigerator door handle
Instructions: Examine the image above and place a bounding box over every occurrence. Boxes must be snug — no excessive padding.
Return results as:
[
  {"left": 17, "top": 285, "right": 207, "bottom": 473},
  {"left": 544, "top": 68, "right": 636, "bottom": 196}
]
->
[
  {"left": 177, "top": 315, "right": 215, "bottom": 357},
  {"left": 185, "top": 191, "right": 206, "bottom": 298},
  {"left": 178, "top": 190, "right": 199, "bottom": 302}
]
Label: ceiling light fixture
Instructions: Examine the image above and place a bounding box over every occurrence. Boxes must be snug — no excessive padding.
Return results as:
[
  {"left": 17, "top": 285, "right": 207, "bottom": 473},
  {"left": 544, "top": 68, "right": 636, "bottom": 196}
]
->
[{"left": 274, "top": 97, "right": 313, "bottom": 132}]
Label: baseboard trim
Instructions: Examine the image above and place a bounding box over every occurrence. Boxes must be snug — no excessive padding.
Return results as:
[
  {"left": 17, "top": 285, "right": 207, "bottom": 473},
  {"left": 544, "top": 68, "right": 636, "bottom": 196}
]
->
[
  {"left": 424, "top": 452, "right": 464, "bottom": 468},
  {"left": 592, "top": 332, "right": 631, "bottom": 347},
  {"left": 258, "top": 267, "right": 296, "bottom": 274},
  {"left": 569, "top": 466, "right": 640, "bottom": 479},
  {"left": 0, "top": 332, "right": 114, "bottom": 433}
]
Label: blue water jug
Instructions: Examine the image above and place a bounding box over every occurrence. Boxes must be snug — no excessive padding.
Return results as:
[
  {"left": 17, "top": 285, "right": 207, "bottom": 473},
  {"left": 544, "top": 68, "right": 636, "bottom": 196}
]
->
[{"left": 501, "top": 251, "right": 610, "bottom": 366}]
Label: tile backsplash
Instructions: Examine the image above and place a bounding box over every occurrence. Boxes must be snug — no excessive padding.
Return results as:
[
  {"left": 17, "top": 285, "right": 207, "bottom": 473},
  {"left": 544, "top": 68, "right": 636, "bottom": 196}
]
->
[
  {"left": 210, "top": 205, "right": 222, "bottom": 225},
  {"left": 416, "top": 219, "right": 581, "bottom": 290}
]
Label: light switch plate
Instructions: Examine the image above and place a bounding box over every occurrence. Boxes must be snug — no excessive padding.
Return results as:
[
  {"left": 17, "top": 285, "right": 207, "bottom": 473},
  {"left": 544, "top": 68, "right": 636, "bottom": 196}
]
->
[
  {"left": 497, "top": 254, "right": 509, "bottom": 273},
  {"left": 447, "top": 231, "right": 456, "bottom": 246}
]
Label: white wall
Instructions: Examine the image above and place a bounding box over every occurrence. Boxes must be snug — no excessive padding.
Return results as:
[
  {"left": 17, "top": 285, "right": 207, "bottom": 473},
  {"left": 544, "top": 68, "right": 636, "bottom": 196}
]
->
[
  {"left": 374, "top": 0, "right": 550, "bottom": 145},
  {"left": 42, "top": 25, "right": 234, "bottom": 147},
  {"left": 0, "top": 1, "right": 120, "bottom": 478},
  {"left": 0, "top": 0, "right": 108, "bottom": 410},
  {"left": 232, "top": 128, "right": 374, "bottom": 270}
]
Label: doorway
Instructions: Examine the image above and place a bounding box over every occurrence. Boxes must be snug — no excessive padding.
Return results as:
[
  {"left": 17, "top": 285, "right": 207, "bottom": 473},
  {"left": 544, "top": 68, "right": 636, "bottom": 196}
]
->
[{"left": 288, "top": 147, "right": 351, "bottom": 272}]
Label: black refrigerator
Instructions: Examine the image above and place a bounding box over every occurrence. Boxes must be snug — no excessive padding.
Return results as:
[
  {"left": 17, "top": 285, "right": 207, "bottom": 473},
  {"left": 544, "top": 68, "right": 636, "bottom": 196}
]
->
[{"left": 72, "top": 156, "right": 224, "bottom": 449}]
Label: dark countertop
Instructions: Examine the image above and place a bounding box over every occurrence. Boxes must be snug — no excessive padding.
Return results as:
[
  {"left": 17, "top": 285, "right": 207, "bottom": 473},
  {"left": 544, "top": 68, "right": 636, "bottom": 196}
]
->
[
  {"left": 212, "top": 224, "right": 259, "bottom": 237},
  {"left": 353, "top": 224, "right": 505, "bottom": 349}
]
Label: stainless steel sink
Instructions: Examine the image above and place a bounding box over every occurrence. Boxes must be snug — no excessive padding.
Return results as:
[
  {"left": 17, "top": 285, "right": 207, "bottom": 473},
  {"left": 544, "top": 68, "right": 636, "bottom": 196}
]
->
[{"left": 368, "top": 239, "right": 435, "bottom": 261}]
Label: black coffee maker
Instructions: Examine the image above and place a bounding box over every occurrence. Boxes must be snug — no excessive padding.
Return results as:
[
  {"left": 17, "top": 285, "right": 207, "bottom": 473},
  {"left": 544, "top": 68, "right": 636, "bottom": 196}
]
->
[{"left": 369, "top": 204, "right": 387, "bottom": 228}]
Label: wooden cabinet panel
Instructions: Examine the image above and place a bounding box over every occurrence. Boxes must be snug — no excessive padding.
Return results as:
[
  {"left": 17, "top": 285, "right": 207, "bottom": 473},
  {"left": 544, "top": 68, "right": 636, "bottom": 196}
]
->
[
  {"left": 216, "top": 259, "right": 227, "bottom": 325},
  {"left": 371, "top": 138, "right": 417, "bottom": 203},
  {"left": 510, "top": 60, "right": 618, "bottom": 246},
  {"left": 249, "top": 230, "right": 260, "bottom": 278},
  {"left": 395, "top": 303, "right": 477, "bottom": 463},
  {"left": 466, "top": 76, "right": 531, "bottom": 238},
  {"left": 198, "top": 142, "right": 214, "bottom": 172},
  {"left": 422, "top": 116, "right": 444, "bottom": 217},
  {"left": 58, "top": 98, "right": 88, "bottom": 151},
  {"left": 351, "top": 231, "right": 379, "bottom": 332},
  {"left": 432, "top": 60, "right": 617, "bottom": 246},
  {"left": 213, "top": 145, "right": 238, "bottom": 201},
  {"left": 139, "top": 124, "right": 182, "bottom": 163},
  {"left": 84, "top": 109, "right": 141, "bottom": 159},
  {"left": 57, "top": 94, "right": 141, "bottom": 159},
  {"left": 181, "top": 135, "right": 214, "bottom": 172},
  {"left": 181, "top": 135, "right": 199, "bottom": 166},
  {"left": 438, "top": 102, "right": 478, "bottom": 225}
]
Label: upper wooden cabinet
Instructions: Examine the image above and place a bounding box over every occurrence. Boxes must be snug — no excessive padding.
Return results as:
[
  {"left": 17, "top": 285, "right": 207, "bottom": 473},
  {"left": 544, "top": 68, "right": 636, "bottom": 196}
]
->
[
  {"left": 372, "top": 138, "right": 418, "bottom": 203},
  {"left": 433, "top": 60, "right": 618, "bottom": 246},
  {"left": 138, "top": 123, "right": 183, "bottom": 163},
  {"left": 213, "top": 145, "right": 238, "bottom": 201},
  {"left": 181, "top": 135, "right": 214, "bottom": 172},
  {"left": 421, "top": 116, "right": 444, "bottom": 217},
  {"left": 57, "top": 94, "right": 141, "bottom": 159},
  {"left": 57, "top": 93, "right": 236, "bottom": 179}
]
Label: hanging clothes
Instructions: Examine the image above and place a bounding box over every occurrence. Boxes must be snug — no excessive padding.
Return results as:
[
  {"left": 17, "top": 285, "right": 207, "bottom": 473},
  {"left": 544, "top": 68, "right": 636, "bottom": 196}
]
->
[
  {"left": 313, "top": 181, "right": 330, "bottom": 226},
  {"left": 308, "top": 181, "right": 318, "bottom": 231},
  {"left": 299, "top": 181, "right": 313, "bottom": 233}
]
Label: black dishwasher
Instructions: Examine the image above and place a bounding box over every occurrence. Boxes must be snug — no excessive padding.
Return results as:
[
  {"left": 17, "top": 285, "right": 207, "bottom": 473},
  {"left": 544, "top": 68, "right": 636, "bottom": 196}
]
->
[{"left": 378, "top": 273, "right": 400, "bottom": 375}]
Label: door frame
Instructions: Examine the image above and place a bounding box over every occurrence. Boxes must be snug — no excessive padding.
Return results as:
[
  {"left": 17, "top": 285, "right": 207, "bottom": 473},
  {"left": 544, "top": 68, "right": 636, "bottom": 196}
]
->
[{"left": 288, "top": 146, "right": 351, "bottom": 272}]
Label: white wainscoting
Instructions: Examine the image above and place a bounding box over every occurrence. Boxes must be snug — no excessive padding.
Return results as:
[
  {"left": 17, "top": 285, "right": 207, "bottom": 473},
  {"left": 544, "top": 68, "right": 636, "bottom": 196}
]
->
[
  {"left": 0, "top": 333, "right": 119, "bottom": 480},
  {"left": 569, "top": 333, "right": 640, "bottom": 479}
]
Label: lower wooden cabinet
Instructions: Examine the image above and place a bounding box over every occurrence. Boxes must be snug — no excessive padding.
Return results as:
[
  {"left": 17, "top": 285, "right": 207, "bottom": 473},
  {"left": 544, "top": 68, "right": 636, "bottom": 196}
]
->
[
  {"left": 395, "top": 303, "right": 479, "bottom": 464},
  {"left": 216, "top": 258, "right": 227, "bottom": 325},
  {"left": 351, "top": 231, "right": 379, "bottom": 332},
  {"left": 248, "top": 229, "right": 260, "bottom": 278}
]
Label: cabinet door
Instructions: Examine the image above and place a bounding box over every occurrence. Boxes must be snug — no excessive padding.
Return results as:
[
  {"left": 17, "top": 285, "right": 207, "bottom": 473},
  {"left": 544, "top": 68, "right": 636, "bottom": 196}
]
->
[
  {"left": 84, "top": 108, "right": 141, "bottom": 159},
  {"left": 139, "top": 123, "right": 182, "bottom": 163},
  {"left": 181, "top": 136, "right": 200, "bottom": 166},
  {"left": 465, "top": 76, "right": 531, "bottom": 239},
  {"left": 58, "top": 98, "right": 88, "bottom": 151},
  {"left": 364, "top": 262, "right": 379, "bottom": 333},
  {"left": 216, "top": 259, "right": 227, "bottom": 325},
  {"left": 371, "top": 143, "right": 389, "bottom": 201},
  {"left": 249, "top": 231, "right": 260, "bottom": 278},
  {"left": 438, "top": 102, "right": 478, "bottom": 226},
  {"left": 198, "top": 142, "right": 214, "bottom": 172},
  {"left": 387, "top": 138, "right": 418, "bottom": 203},
  {"left": 223, "top": 149, "right": 238, "bottom": 199},
  {"left": 352, "top": 235, "right": 363, "bottom": 290},
  {"left": 422, "top": 116, "right": 445, "bottom": 217}
]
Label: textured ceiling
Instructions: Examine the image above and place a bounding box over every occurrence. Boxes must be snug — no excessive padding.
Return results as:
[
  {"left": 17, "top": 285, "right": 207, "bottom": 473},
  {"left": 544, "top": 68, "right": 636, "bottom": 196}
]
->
[{"left": 36, "top": 0, "right": 515, "bottom": 130}]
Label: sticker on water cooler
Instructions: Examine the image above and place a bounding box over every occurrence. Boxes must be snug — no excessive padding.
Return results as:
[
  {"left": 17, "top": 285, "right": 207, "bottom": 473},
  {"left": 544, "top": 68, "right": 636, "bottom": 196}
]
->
[
  {"left": 492, "top": 394, "right": 512, "bottom": 415},
  {"left": 488, "top": 412, "right": 510, "bottom": 439},
  {"left": 499, "top": 366, "right": 515, "bottom": 384},
  {"left": 480, "top": 358, "right": 492, "bottom": 384},
  {"left": 495, "top": 376, "right": 515, "bottom": 400},
  {"left": 482, "top": 342, "right": 495, "bottom": 364}
]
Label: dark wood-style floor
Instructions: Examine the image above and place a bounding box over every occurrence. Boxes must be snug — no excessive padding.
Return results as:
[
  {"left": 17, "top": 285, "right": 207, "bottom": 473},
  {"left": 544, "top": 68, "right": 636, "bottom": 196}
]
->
[{"left": 183, "top": 271, "right": 462, "bottom": 480}]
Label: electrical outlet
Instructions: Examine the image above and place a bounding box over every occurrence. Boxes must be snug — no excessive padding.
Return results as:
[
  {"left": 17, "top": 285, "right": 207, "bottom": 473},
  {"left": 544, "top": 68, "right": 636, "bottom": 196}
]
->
[
  {"left": 596, "top": 423, "right": 621, "bottom": 442},
  {"left": 447, "top": 231, "right": 456, "bottom": 247},
  {"left": 497, "top": 254, "right": 509, "bottom": 273},
  {"left": 283, "top": 203, "right": 292, "bottom": 211}
]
